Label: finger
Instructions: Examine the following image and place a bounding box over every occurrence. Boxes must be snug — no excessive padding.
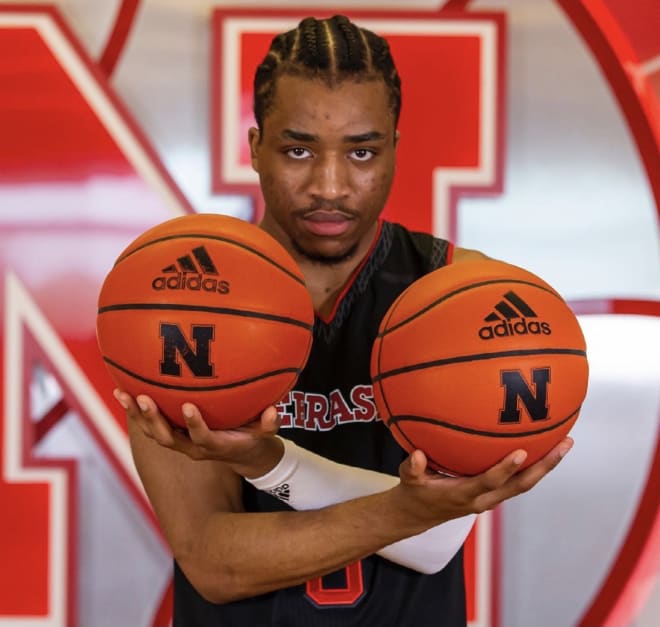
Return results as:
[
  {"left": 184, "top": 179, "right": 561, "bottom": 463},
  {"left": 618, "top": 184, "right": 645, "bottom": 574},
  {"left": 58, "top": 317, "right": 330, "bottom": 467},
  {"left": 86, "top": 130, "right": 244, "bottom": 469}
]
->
[
  {"left": 464, "top": 449, "right": 529, "bottom": 498},
  {"left": 136, "top": 395, "right": 176, "bottom": 447},
  {"left": 474, "top": 438, "right": 573, "bottom": 511},
  {"left": 181, "top": 403, "right": 214, "bottom": 446},
  {"left": 509, "top": 437, "right": 574, "bottom": 493},
  {"left": 114, "top": 388, "right": 139, "bottom": 417},
  {"left": 115, "top": 389, "right": 156, "bottom": 439},
  {"left": 260, "top": 406, "right": 281, "bottom": 435},
  {"left": 237, "top": 405, "right": 281, "bottom": 436},
  {"left": 399, "top": 449, "right": 428, "bottom": 483}
]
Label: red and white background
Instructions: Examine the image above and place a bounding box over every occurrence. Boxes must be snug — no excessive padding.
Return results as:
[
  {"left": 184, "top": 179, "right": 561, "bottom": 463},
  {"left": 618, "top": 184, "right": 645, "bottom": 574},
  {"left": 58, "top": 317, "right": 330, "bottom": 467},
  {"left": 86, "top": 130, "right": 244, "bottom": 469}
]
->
[{"left": 0, "top": 1, "right": 658, "bottom": 626}]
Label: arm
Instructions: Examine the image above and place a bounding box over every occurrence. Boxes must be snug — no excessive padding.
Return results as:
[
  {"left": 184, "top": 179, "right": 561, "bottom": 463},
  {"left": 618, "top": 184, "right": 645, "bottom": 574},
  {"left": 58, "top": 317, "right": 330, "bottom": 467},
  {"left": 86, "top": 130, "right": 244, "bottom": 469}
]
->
[
  {"left": 128, "top": 404, "right": 412, "bottom": 604},
  {"left": 452, "top": 246, "right": 491, "bottom": 264},
  {"left": 120, "top": 391, "right": 572, "bottom": 604},
  {"left": 246, "top": 436, "right": 475, "bottom": 573}
]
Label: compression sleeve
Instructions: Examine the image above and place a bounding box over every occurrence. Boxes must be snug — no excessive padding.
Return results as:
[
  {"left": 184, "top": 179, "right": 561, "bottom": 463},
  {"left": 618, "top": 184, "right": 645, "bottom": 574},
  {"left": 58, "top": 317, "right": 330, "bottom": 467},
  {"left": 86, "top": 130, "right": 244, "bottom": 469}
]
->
[{"left": 245, "top": 436, "right": 475, "bottom": 574}]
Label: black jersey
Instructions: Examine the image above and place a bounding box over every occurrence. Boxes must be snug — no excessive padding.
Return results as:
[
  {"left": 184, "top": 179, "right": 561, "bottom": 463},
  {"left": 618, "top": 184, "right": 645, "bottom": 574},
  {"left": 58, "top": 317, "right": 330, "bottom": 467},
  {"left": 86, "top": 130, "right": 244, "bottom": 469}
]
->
[{"left": 173, "top": 221, "right": 466, "bottom": 627}]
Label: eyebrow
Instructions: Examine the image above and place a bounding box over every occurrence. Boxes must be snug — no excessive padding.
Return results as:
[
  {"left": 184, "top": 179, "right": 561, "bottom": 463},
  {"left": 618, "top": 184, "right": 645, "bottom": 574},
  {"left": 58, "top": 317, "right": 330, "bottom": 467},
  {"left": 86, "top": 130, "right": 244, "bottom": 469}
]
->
[{"left": 281, "top": 129, "right": 387, "bottom": 143}]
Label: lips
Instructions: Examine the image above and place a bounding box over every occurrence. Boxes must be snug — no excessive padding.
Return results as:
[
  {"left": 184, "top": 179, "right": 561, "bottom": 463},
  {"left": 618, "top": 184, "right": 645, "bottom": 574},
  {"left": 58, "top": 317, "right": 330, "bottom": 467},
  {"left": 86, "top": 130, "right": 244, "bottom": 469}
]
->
[{"left": 302, "top": 210, "right": 353, "bottom": 236}]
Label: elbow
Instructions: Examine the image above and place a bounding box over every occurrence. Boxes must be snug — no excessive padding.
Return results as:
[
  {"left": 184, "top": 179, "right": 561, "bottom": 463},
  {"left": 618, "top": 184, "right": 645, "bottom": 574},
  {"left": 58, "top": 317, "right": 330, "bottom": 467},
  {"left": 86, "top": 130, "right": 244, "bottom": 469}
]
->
[
  {"left": 189, "top": 577, "right": 235, "bottom": 606},
  {"left": 176, "top": 555, "right": 247, "bottom": 605}
]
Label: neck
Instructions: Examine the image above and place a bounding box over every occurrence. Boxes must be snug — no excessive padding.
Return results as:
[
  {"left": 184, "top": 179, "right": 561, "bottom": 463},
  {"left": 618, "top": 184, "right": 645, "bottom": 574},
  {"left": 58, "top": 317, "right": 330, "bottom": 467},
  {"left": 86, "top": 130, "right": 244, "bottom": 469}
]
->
[
  {"left": 302, "top": 261, "right": 355, "bottom": 318},
  {"left": 302, "top": 223, "right": 380, "bottom": 316},
  {"left": 260, "top": 217, "right": 380, "bottom": 317}
]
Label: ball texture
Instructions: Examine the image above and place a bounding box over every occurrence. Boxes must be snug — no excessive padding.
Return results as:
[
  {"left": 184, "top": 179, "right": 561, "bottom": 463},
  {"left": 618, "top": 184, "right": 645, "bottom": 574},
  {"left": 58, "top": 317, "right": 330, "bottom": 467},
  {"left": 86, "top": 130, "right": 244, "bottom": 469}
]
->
[
  {"left": 370, "top": 259, "right": 588, "bottom": 476},
  {"left": 96, "top": 213, "right": 314, "bottom": 429}
]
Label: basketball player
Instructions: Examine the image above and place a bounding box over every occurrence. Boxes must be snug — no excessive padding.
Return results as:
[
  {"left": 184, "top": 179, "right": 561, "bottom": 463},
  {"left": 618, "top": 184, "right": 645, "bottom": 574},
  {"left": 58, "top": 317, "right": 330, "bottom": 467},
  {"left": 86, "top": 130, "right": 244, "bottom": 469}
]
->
[{"left": 115, "top": 15, "right": 573, "bottom": 626}]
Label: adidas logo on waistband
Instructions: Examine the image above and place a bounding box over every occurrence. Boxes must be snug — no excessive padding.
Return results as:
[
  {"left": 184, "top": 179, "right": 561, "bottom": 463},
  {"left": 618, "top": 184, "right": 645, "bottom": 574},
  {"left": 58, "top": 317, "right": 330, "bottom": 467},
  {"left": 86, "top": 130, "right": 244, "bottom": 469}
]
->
[
  {"left": 267, "top": 483, "right": 291, "bottom": 503},
  {"left": 478, "top": 290, "right": 551, "bottom": 340},
  {"left": 152, "top": 246, "right": 230, "bottom": 294}
]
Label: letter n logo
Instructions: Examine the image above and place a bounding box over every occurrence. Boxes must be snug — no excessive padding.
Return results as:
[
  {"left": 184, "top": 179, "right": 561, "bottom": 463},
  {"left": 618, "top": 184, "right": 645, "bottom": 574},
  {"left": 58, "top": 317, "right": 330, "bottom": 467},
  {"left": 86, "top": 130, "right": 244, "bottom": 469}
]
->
[
  {"left": 500, "top": 368, "right": 550, "bottom": 423},
  {"left": 160, "top": 323, "right": 215, "bottom": 377}
]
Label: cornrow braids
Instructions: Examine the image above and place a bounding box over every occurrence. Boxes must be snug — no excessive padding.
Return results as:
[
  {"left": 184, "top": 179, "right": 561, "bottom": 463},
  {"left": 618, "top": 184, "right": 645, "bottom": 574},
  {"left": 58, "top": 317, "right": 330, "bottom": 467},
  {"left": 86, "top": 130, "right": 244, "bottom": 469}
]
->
[{"left": 253, "top": 15, "right": 402, "bottom": 135}]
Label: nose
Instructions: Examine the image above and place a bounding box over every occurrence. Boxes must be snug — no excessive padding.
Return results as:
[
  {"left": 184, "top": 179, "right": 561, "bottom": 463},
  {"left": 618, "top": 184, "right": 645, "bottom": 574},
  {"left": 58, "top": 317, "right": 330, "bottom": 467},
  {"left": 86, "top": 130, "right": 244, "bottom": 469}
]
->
[{"left": 307, "top": 152, "right": 350, "bottom": 201}]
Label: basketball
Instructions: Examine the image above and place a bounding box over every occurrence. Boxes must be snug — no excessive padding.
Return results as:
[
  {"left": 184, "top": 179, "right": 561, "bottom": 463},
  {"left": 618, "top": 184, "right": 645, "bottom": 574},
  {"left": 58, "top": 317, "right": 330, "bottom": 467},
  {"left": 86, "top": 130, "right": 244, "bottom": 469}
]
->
[
  {"left": 96, "top": 213, "right": 314, "bottom": 429},
  {"left": 370, "top": 259, "right": 589, "bottom": 476}
]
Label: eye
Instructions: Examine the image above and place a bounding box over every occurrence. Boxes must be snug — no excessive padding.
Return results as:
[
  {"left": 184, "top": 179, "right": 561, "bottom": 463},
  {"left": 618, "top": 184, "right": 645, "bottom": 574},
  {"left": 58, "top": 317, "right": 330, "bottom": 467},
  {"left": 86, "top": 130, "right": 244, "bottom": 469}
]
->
[
  {"left": 350, "top": 148, "right": 375, "bottom": 162},
  {"left": 286, "top": 146, "right": 312, "bottom": 160}
]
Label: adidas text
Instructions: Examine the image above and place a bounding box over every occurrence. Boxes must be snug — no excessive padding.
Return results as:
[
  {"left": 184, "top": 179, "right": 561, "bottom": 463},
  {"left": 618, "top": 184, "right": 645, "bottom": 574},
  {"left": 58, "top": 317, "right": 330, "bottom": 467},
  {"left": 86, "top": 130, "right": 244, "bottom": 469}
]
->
[
  {"left": 152, "top": 273, "right": 230, "bottom": 294},
  {"left": 478, "top": 318, "right": 551, "bottom": 340}
]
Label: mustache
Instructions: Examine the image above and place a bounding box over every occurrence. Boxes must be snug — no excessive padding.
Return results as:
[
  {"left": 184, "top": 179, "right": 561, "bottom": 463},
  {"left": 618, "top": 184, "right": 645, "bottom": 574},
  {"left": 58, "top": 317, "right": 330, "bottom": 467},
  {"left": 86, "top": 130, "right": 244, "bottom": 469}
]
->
[{"left": 299, "top": 201, "right": 356, "bottom": 217}]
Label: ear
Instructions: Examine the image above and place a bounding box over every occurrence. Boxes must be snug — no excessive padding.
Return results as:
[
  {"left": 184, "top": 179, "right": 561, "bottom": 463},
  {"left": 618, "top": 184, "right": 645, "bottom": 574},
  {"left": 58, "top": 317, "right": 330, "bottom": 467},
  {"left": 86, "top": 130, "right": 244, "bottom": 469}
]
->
[{"left": 248, "top": 127, "right": 260, "bottom": 172}]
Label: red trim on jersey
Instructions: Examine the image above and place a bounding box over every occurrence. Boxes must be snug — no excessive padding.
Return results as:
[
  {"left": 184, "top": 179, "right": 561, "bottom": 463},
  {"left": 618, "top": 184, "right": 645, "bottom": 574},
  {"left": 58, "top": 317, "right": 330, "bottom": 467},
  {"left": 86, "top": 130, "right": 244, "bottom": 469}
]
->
[
  {"left": 316, "top": 220, "right": 385, "bottom": 325},
  {"left": 446, "top": 241, "right": 456, "bottom": 265}
]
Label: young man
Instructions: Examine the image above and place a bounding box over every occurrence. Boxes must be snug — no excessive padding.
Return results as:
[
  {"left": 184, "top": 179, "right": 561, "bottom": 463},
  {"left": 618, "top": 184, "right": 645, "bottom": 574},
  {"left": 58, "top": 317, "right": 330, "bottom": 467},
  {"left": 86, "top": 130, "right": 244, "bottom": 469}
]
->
[{"left": 115, "top": 15, "right": 573, "bottom": 626}]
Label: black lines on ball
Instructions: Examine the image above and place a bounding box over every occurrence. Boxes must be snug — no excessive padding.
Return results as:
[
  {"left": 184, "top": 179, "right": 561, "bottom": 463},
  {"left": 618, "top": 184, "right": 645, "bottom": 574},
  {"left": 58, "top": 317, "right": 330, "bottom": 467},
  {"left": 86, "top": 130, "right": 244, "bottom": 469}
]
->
[
  {"left": 103, "top": 357, "right": 301, "bottom": 391},
  {"left": 388, "top": 407, "right": 581, "bottom": 438},
  {"left": 115, "top": 232, "right": 305, "bottom": 286}
]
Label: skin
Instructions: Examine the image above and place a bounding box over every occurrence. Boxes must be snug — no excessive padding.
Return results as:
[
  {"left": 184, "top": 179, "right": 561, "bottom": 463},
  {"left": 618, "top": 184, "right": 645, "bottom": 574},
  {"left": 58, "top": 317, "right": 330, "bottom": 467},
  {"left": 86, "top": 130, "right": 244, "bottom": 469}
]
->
[
  {"left": 251, "top": 76, "right": 399, "bottom": 316},
  {"left": 118, "top": 74, "right": 573, "bottom": 604}
]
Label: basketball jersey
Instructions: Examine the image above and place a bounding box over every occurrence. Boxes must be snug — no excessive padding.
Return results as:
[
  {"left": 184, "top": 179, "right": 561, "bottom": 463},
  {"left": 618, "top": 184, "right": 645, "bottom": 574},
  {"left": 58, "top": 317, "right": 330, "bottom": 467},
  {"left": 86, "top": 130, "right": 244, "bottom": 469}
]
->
[{"left": 172, "top": 221, "right": 467, "bottom": 627}]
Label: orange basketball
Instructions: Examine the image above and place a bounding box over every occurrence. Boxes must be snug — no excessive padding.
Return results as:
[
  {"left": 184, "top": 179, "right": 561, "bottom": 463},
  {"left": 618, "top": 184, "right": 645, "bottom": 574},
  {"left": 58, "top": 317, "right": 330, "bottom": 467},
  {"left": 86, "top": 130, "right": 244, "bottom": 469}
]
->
[
  {"left": 96, "top": 213, "right": 314, "bottom": 429},
  {"left": 370, "top": 259, "right": 589, "bottom": 476}
]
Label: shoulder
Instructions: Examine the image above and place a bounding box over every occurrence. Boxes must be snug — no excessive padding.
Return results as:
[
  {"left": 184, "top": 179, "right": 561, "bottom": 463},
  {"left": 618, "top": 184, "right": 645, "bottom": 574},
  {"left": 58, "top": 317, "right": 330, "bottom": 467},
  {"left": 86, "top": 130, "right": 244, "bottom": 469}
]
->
[
  {"left": 384, "top": 222, "right": 450, "bottom": 271},
  {"left": 451, "top": 246, "right": 491, "bottom": 264},
  {"left": 385, "top": 223, "right": 494, "bottom": 267}
]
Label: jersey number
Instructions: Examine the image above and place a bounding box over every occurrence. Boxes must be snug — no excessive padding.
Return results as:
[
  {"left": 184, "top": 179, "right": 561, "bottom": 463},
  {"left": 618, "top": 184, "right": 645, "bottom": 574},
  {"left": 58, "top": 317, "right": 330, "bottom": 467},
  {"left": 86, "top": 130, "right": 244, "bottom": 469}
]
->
[{"left": 306, "top": 560, "right": 365, "bottom": 607}]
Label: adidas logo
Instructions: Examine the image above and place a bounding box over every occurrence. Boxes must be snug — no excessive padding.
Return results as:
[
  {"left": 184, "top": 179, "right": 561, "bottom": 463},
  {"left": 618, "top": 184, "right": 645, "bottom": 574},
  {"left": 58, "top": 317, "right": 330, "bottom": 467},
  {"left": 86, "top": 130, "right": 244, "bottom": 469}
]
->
[
  {"left": 267, "top": 483, "right": 291, "bottom": 503},
  {"left": 151, "top": 246, "right": 230, "bottom": 294},
  {"left": 478, "top": 290, "right": 551, "bottom": 340}
]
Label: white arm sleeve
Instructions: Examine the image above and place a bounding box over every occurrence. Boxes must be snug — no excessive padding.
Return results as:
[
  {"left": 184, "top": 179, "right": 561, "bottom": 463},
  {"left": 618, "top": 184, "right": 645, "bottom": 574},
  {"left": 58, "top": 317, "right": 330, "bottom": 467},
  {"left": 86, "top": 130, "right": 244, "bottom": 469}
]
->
[{"left": 245, "top": 436, "right": 475, "bottom": 574}]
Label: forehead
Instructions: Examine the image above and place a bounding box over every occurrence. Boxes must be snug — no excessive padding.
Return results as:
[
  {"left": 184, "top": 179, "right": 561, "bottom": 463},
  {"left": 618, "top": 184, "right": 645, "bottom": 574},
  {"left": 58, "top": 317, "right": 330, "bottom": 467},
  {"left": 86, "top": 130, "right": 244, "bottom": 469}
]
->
[{"left": 265, "top": 74, "right": 394, "bottom": 135}]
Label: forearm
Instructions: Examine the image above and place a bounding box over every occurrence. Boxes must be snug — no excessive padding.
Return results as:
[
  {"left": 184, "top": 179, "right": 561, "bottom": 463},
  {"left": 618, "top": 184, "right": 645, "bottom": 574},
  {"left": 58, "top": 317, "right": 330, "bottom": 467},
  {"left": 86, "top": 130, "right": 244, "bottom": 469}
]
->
[
  {"left": 124, "top": 388, "right": 566, "bottom": 606},
  {"left": 129, "top": 422, "right": 435, "bottom": 604},
  {"left": 184, "top": 486, "right": 427, "bottom": 603},
  {"left": 129, "top": 421, "right": 400, "bottom": 603},
  {"left": 246, "top": 437, "right": 475, "bottom": 574}
]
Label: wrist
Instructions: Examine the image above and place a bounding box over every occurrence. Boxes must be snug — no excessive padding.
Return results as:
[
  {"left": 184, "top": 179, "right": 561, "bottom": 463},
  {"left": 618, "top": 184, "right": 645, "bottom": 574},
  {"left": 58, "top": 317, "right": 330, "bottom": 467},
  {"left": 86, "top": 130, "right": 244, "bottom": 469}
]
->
[
  {"left": 388, "top": 482, "right": 444, "bottom": 533},
  {"left": 231, "top": 436, "right": 285, "bottom": 479}
]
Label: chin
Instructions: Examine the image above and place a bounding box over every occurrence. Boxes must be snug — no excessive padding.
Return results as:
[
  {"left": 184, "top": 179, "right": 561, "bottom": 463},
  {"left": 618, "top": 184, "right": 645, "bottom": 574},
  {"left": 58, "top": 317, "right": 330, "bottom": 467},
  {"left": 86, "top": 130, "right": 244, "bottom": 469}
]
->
[{"left": 294, "top": 239, "right": 358, "bottom": 265}]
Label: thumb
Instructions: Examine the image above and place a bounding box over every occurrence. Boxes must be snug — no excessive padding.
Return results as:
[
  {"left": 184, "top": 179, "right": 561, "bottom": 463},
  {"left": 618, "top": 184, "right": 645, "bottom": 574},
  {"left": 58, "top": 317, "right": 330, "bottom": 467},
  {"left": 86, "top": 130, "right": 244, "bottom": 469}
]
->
[
  {"left": 400, "top": 449, "right": 429, "bottom": 482},
  {"left": 260, "top": 405, "right": 281, "bottom": 434}
]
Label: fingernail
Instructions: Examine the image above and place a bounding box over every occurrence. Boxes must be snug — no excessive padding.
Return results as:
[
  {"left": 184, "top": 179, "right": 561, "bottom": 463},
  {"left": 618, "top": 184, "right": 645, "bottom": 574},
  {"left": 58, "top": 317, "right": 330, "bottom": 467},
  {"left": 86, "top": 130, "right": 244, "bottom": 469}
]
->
[
  {"left": 559, "top": 444, "right": 573, "bottom": 459},
  {"left": 182, "top": 405, "right": 193, "bottom": 420},
  {"left": 513, "top": 451, "right": 528, "bottom": 465},
  {"left": 113, "top": 390, "right": 128, "bottom": 409},
  {"left": 137, "top": 400, "right": 148, "bottom": 412}
]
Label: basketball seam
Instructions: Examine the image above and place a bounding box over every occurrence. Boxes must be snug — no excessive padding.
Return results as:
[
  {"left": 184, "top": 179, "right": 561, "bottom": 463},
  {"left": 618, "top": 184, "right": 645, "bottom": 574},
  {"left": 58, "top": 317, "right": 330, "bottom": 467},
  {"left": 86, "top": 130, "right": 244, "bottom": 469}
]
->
[
  {"left": 372, "top": 347, "right": 587, "bottom": 381},
  {"left": 103, "top": 357, "right": 303, "bottom": 391},
  {"left": 114, "top": 232, "right": 306, "bottom": 287},
  {"left": 377, "top": 278, "right": 562, "bottom": 338},
  {"left": 372, "top": 288, "right": 406, "bottom": 423},
  {"left": 386, "top": 422, "right": 456, "bottom": 475},
  {"left": 388, "top": 406, "right": 581, "bottom": 438},
  {"left": 97, "top": 302, "right": 314, "bottom": 331}
]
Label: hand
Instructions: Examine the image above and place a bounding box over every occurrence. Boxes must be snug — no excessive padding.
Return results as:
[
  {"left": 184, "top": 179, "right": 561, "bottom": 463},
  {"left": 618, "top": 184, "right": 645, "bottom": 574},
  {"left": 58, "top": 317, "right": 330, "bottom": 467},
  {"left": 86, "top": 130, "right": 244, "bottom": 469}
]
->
[
  {"left": 113, "top": 389, "right": 284, "bottom": 477},
  {"left": 394, "top": 437, "right": 573, "bottom": 527}
]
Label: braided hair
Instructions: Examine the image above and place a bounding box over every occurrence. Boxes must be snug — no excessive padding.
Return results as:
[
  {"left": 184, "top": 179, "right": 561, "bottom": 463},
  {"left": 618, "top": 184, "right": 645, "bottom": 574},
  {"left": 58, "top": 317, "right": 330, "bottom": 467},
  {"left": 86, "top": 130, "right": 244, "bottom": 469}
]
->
[{"left": 253, "top": 15, "right": 401, "bottom": 134}]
